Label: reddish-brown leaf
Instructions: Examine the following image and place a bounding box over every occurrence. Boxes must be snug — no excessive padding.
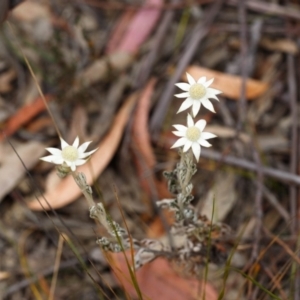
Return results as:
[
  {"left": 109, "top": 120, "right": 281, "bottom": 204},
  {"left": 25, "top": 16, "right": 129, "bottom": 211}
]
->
[
  {"left": 111, "top": 251, "right": 218, "bottom": 300},
  {"left": 131, "top": 79, "right": 175, "bottom": 237},
  {"left": 106, "top": 10, "right": 136, "bottom": 54},
  {"left": 132, "top": 78, "right": 157, "bottom": 168},
  {"left": 132, "top": 79, "right": 171, "bottom": 197},
  {"left": 186, "top": 66, "right": 269, "bottom": 100},
  {"left": 0, "top": 95, "right": 52, "bottom": 142},
  {"left": 107, "top": 0, "right": 163, "bottom": 55},
  {"left": 27, "top": 94, "right": 137, "bottom": 211}
]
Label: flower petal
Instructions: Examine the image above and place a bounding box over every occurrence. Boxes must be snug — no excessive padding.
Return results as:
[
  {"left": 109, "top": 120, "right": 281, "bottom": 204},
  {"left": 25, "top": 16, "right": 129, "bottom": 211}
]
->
[
  {"left": 192, "top": 101, "right": 201, "bottom": 117},
  {"left": 172, "top": 131, "right": 185, "bottom": 137},
  {"left": 72, "top": 136, "right": 79, "bottom": 148},
  {"left": 201, "top": 132, "right": 216, "bottom": 140},
  {"left": 195, "top": 119, "right": 206, "bottom": 131},
  {"left": 41, "top": 136, "right": 103, "bottom": 170},
  {"left": 64, "top": 160, "right": 72, "bottom": 167},
  {"left": 75, "top": 159, "right": 87, "bottom": 166},
  {"left": 45, "top": 147, "right": 62, "bottom": 156},
  {"left": 203, "top": 78, "right": 214, "bottom": 87},
  {"left": 187, "top": 114, "right": 194, "bottom": 127},
  {"left": 191, "top": 143, "right": 201, "bottom": 161},
  {"left": 171, "top": 137, "right": 187, "bottom": 149},
  {"left": 175, "top": 92, "right": 189, "bottom": 98},
  {"left": 60, "top": 137, "right": 69, "bottom": 149},
  {"left": 208, "top": 87, "right": 222, "bottom": 95},
  {"left": 173, "top": 124, "right": 187, "bottom": 132},
  {"left": 78, "top": 148, "right": 97, "bottom": 159},
  {"left": 77, "top": 141, "right": 92, "bottom": 153},
  {"left": 199, "top": 139, "right": 212, "bottom": 147},
  {"left": 183, "top": 140, "right": 193, "bottom": 152},
  {"left": 197, "top": 76, "right": 206, "bottom": 84},
  {"left": 207, "top": 88, "right": 222, "bottom": 100},
  {"left": 175, "top": 83, "right": 190, "bottom": 91},
  {"left": 177, "top": 99, "right": 193, "bottom": 113},
  {"left": 186, "top": 73, "right": 196, "bottom": 85},
  {"left": 40, "top": 155, "right": 64, "bottom": 164},
  {"left": 202, "top": 99, "right": 215, "bottom": 113}
]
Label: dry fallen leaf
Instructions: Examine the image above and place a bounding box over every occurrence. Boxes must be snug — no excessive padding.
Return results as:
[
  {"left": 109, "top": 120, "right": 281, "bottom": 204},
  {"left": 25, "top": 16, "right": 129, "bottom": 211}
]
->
[
  {"left": 74, "top": 0, "right": 162, "bottom": 92},
  {"left": 106, "top": 10, "right": 136, "bottom": 54},
  {"left": 205, "top": 125, "right": 250, "bottom": 144},
  {"left": 200, "top": 172, "right": 237, "bottom": 222},
  {"left": 132, "top": 78, "right": 157, "bottom": 168},
  {"left": 260, "top": 38, "right": 298, "bottom": 54},
  {"left": 11, "top": 0, "right": 50, "bottom": 22},
  {"left": 111, "top": 251, "right": 218, "bottom": 300},
  {"left": 186, "top": 66, "right": 269, "bottom": 100},
  {"left": 131, "top": 78, "right": 172, "bottom": 236},
  {"left": 128, "top": 79, "right": 175, "bottom": 239},
  {"left": 0, "top": 69, "right": 16, "bottom": 93},
  {"left": 27, "top": 94, "right": 137, "bottom": 211},
  {"left": 131, "top": 79, "right": 170, "bottom": 197},
  {"left": 111, "top": 0, "right": 162, "bottom": 55},
  {"left": 0, "top": 271, "right": 10, "bottom": 281},
  {"left": 146, "top": 210, "right": 174, "bottom": 238},
  {"left": 0, "top": 141, "right": 46, "bottom": 202},
  {"left": 72, "top": 52, "right": 133, "bottom": 93},
  {"left": 0, "top": 95, "right": 52, "bottom": 142}
]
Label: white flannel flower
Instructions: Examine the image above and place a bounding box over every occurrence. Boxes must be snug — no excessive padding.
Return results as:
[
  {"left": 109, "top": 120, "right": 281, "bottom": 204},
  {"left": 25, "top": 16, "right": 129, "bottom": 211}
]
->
[
  {"left": 40, "top": 136, "right": 97, "bottom": 171},
  {"left": 175, "top": 73, "right": 221, "bottom": 116},
  {"left": 171, "top": 114, "right": 216, "bottom": 161}
]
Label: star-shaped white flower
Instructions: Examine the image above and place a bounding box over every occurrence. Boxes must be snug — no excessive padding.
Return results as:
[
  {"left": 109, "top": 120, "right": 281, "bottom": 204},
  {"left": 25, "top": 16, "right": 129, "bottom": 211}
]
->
[
  {"left": 171, "top": 114, "right": 216, "bottom": 161},
  {"left": 40, "top": 136, "right": 97, "bottom": 171},
  {"left": 175, "top": 73, "right": 221, "bottom": 116}
]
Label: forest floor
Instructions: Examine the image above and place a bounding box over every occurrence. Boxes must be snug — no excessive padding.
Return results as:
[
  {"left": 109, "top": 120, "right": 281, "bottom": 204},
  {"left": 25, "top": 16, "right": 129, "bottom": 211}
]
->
[{"left": 1, "top": 0, "right": 300, "bottom": 299}]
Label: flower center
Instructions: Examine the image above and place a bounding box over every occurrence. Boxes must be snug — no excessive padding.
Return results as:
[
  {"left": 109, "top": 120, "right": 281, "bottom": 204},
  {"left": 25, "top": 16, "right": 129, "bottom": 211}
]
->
[
  {"left": 186, "top": 126, "right": 201, "bottom": 142},
  {"left": 61, "top": 146, "right": 79, "bottom": 162},
  {"left": 189, "top": 83, "right": 206, "bottom": 100}
]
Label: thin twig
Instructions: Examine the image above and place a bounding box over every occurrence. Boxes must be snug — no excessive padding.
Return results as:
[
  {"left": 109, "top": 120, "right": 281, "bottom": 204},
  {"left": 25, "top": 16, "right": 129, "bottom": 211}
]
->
[
  {"left": 49, "top": 234, "right": 64, "bottom": 300},
  {"left": 261, "top": 185, "right": 290, "bottom": 224},
  {"left": 4, "top": 259, "right": 81, "bottom": 298},
  {"left": 131, "top": 144, "right": 175, "bottom": 250},
  {"left": 227, "top": 0, "right": 300, "bottom": 21},
  {"left": 284, "top": 1, "right": 300, "bottom": 296},
  {"left": 261, "top": 262, "right": 289, "bottom": 300},
  {"left": 150, "top": 0, "right": 224, "bottom": 135},
  {"left": 7, "top": 22, "right": 62, "bottom": 138},
  {"left": 287, "top": 53, "right": 298, "bottom": 234},
  {"left": 200, "top": 148, "right": 300, "bottom": 186},
  {"left": 82, "top": 0, "right": 214, "bottom": 10},
  {"left": 134, "top": 0, "right": 179, "bottom": 88},
  {"left": 211, "top": 23, "right": 286, "bottom": 35},
  {"left": 237, "top": 0, "right": 247, "bottom": 131},
  {"left": 250, "top": 148, "right": 263, "bottom": 263}
]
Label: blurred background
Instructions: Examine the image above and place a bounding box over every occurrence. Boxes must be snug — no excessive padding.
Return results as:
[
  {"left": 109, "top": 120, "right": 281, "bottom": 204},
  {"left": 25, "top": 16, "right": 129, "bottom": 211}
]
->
[{"left": 1, "top": 0, "right": 300, "bottom": 299}]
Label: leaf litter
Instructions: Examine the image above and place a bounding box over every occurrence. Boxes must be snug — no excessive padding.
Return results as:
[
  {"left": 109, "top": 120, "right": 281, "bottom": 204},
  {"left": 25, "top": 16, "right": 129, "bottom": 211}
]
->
[{"left": 1, "top": 0, "right": 300, "bottom": 299}]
